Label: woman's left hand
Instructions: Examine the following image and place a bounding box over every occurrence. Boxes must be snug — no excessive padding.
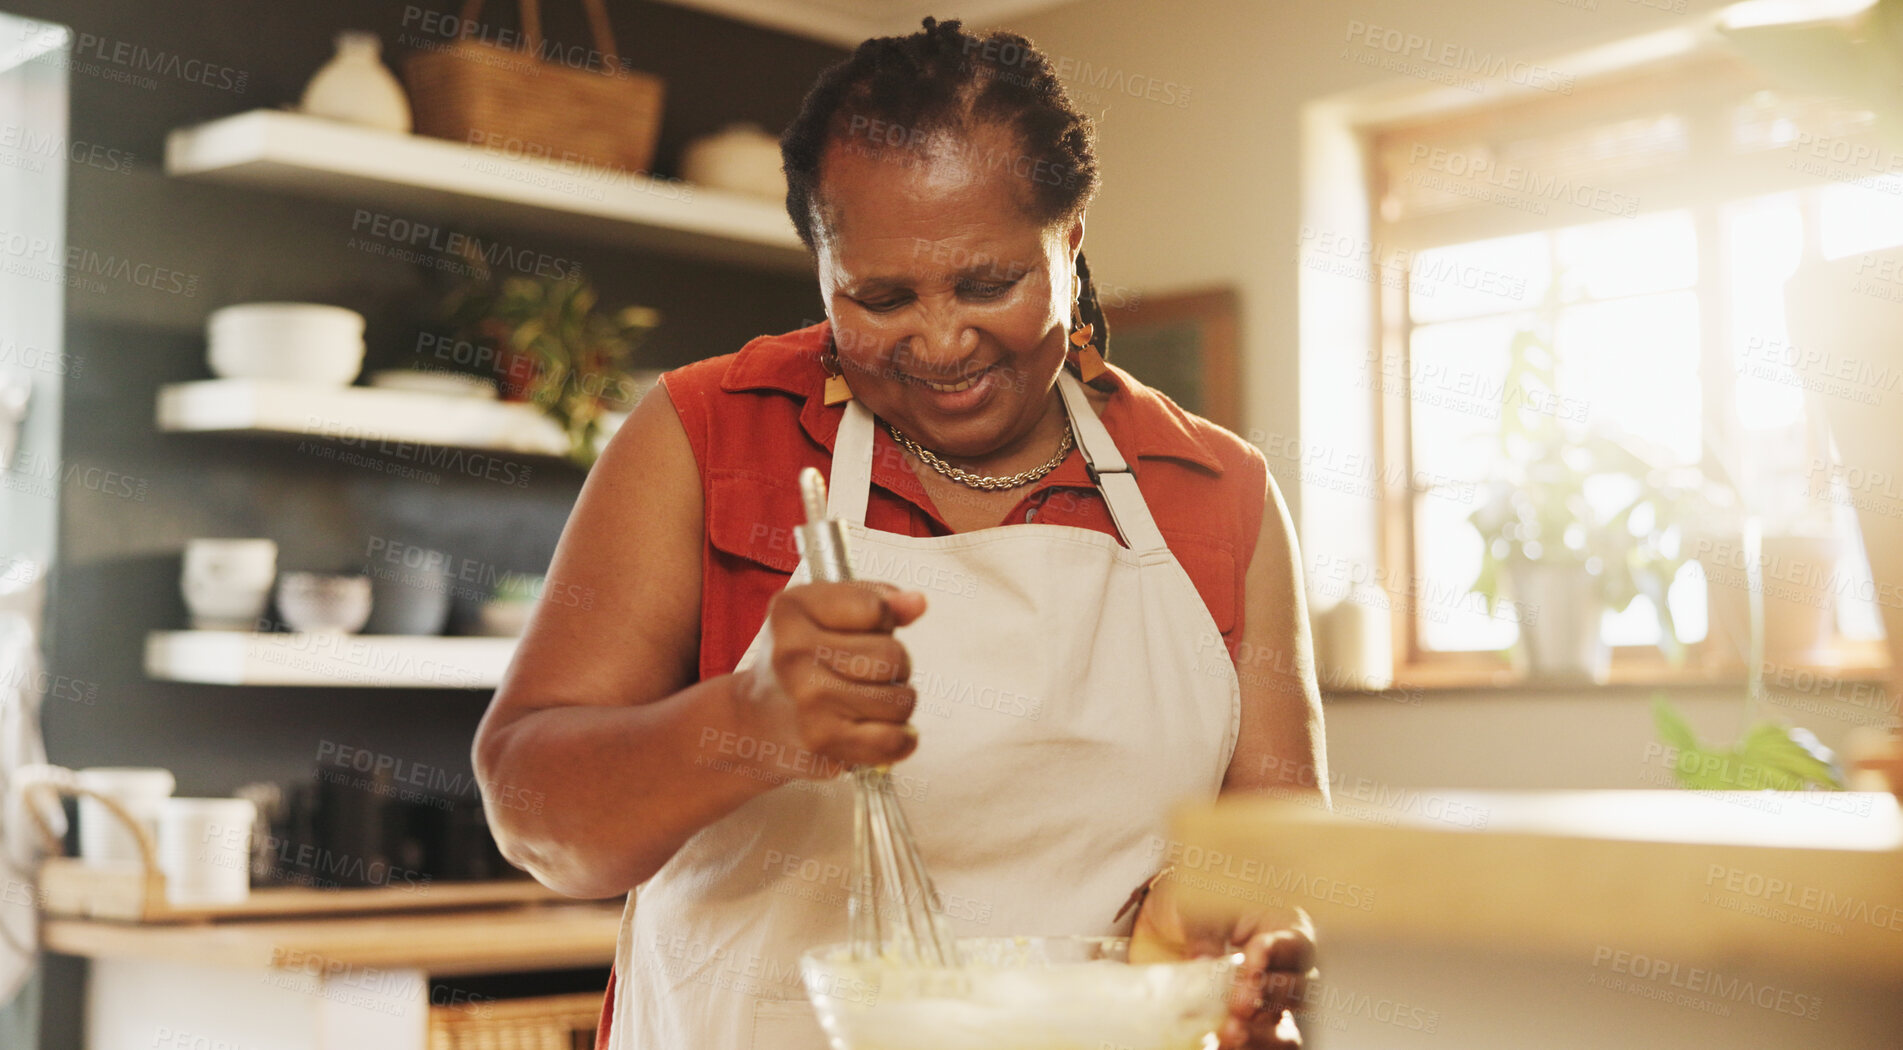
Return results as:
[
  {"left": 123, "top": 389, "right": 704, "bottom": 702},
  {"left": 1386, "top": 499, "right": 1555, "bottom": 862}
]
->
[{"left": 1130, "top": 871, "right": 1317, "bottom": 1049}]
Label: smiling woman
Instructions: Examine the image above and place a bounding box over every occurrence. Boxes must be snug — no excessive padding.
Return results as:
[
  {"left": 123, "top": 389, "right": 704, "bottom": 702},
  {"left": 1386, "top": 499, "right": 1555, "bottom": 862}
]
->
[{"left": 472, "top": 17, "right": 1328, "bottom": 1050}]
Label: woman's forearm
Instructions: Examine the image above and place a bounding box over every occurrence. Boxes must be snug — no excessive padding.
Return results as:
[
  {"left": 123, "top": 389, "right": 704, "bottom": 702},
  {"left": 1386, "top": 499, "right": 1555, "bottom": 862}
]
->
[{"left": 475, "top": 670, "right": 794, "bottom": 899}]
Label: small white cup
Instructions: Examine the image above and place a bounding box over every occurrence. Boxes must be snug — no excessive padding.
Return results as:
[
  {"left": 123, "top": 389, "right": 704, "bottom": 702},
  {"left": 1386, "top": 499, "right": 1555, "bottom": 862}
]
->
[
  {"left": 157, "top": 797, "right": 257, "bottom": 906},
  {"left": 75, "top": 767, "right": 176, "bottom": 867},
  {"left": 182, "top": 538, "right": 277, "bottom": 630}
]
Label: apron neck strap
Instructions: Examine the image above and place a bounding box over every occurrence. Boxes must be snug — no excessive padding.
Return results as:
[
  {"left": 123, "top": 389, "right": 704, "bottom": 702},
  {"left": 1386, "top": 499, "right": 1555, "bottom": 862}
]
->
[
  {"left": 827, "top": 370, "right": 1169, "bottom": 553},
  {"left": 828, "top": 397, "right": 877, "bottom": 524}
]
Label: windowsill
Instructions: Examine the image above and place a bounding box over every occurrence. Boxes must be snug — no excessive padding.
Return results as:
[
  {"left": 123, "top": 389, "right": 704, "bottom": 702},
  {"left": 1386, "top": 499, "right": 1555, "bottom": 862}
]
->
[{"left": 1327, "top": 650, "right": 1892, "bottom": 699}]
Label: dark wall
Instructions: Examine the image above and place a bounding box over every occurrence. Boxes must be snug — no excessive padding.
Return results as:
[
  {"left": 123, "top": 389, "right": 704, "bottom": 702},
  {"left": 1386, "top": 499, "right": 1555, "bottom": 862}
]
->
[{"left": 0, "top": 2, "right": 844, "bottom": 1046}]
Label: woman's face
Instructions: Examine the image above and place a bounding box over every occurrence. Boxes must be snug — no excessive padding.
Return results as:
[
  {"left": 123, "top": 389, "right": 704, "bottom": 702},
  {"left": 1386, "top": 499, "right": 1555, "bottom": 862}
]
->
[{"left": 811, "top": 125, "right": 1082, "bottom": 460}]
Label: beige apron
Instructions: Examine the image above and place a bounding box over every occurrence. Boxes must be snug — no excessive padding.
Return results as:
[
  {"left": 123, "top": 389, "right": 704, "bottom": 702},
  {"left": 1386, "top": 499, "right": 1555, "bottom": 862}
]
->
[{"left": 610, "top": 370, "right": 1241, "bottom": 1049}]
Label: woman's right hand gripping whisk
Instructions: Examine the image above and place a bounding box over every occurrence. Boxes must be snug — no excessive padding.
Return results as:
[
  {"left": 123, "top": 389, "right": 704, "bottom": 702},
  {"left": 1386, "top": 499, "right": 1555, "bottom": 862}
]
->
[{"left": 736, "top": 581, "right": 929, "bottom": 774}]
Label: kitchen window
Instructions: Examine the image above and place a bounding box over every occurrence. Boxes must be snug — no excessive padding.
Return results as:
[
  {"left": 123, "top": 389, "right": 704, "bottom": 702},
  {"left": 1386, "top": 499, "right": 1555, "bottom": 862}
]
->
[{"left": 1365, "top": 50, "right": 1896, "bottom": 683}]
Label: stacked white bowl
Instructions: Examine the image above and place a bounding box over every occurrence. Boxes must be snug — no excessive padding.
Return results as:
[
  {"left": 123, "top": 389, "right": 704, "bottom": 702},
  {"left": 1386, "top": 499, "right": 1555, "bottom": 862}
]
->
[
  {"left": 181, "top": 538, "right": 278, "bottom": 630},
  {"left": 207, "top": 303, "right": 366, "bottom": 385}
]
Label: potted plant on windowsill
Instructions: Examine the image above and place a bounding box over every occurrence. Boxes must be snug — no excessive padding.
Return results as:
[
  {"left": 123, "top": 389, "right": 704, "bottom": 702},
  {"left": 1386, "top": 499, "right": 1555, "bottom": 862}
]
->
[{"left": 1465, "top": 328, "right": 1737, "bottom": 681}]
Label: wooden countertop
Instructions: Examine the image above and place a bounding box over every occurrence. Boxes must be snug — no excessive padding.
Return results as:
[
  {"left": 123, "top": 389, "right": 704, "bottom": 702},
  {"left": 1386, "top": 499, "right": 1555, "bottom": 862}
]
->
[
  {"left": 44, "top": 901, "right": 623, "bottom": 977},
  {"left": 1171, "top": 790, "right": 1903, "bottom": 979}
]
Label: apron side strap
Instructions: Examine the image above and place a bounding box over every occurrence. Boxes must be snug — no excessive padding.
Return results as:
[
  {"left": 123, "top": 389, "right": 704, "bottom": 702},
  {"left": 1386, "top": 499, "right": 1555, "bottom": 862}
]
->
[{"left": 1095, "top": 472, "right": 1168, "bottom": 553}]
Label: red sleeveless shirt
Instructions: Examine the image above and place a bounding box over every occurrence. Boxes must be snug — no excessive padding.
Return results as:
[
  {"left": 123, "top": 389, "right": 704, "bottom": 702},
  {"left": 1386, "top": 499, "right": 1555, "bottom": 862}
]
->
[
  {"left": 594, "top": 321, "right": 1268, "bottom": 1047},
  {"left": 666, "top": 321, "right": 1268, "bottom": 677}
]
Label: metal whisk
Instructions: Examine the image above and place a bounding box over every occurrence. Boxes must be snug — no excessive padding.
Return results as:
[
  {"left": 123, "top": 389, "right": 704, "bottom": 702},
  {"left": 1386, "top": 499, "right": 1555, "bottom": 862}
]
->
[{"left": 797, "top": 467, "right": 960, "bottom": 967}]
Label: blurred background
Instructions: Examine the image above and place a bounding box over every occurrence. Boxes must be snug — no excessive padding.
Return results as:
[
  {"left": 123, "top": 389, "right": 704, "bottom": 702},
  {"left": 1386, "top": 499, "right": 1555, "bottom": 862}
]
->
[{"left": 1, "top": 0, "right": 1900, "bottom": 1048}]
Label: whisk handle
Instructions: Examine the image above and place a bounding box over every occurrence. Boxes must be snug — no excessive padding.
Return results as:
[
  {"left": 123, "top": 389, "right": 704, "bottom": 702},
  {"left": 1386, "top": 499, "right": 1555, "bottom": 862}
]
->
[{"left": 796, "top": 466, "right": 855, "bottom": 583}]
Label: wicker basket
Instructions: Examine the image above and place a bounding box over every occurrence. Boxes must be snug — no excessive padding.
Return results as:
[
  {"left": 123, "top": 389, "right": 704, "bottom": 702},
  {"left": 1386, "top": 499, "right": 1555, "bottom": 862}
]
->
[
  {"left": 405, "top": 0, "right": 664, "bottom": 174},
  {"left": 429, "top": 990, "right": 604, "bottom": 1050}
]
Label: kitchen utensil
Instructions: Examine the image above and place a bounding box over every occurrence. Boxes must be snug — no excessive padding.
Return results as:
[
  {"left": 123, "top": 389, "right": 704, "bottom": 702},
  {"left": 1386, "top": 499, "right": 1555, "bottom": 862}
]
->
[
  {"left": 680, "top": 122, "right": 785, "bottom": 200},
  {"left": 308, "top": 767, "right": 396, "bottom": 888},
  {"left": 801, "top": 936, "right": 1240, "bottom": 1050},
  {"left": 74, "top": 767, "right": 175, "bottom": 866},
  {"left": 181, "top": 538, "right": 277, "bottom": 630},
  {"left": 797, "top": 466, "right": 958, "bottom": 966},
  {"left": 276, "top": 572, "right": 373, "bottom": 634},
  {"left": 364, "top": 548, "right": 454, "bottom": 636},
  {"left": 300, "top": 30, "right": 413, "bottom": 133},
  {"left": 404, "top": 0, "right": 664, "bottom": 174},
  {"left": 156, "top": 797, "right": 257, "bottom": 906},
  {"left": 206, "top": 302, "right": 367, "bottom": 385},
  {"left": 368, "top": 369, "right": 499, "bottom": 399}
]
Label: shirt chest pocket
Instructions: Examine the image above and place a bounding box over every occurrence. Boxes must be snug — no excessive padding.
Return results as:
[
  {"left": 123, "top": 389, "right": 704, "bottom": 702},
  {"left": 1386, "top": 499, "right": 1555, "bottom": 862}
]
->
[
  {"left": 706, "top": 472, "right": 803, "bottom": 573},
  {"left": 700, "top": 472, "right": 807, "bottom": 679}
]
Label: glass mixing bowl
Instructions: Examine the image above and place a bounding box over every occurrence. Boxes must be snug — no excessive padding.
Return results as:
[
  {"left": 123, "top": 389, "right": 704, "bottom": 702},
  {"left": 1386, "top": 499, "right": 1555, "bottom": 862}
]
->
[{"left": 800, "top": 935, "right": 1240, "bottom": 1050}]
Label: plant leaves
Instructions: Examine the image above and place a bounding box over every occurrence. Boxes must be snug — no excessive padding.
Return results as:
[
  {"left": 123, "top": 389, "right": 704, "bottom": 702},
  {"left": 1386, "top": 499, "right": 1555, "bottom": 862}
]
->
[
  {"left": 1652, "top": 696, "right": 1845, "bottom": 791},
  {"left": 1653, "top": 695, "right": 1698, "bottom": 752},
  {"left": 1736, "top": 722, "right": 1845, "bottom": 790}
]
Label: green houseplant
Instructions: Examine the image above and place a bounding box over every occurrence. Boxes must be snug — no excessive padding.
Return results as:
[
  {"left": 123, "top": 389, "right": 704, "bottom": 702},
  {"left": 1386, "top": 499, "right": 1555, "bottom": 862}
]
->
[
  {"left": 1651, "top": 517, "right": 1844, "bottom": 794},
  {"left": 1466, "top": 329, "right": 1734, "bottom": 676},
  {"left": 445, "top": 273, "right": 660, "bottom": 469},
  {"left": 1463, "top": 331, "right": 1842, "bottom": 789},
  {"left": 1652, "top": 693, "right": 1844, "bottom": 791}
]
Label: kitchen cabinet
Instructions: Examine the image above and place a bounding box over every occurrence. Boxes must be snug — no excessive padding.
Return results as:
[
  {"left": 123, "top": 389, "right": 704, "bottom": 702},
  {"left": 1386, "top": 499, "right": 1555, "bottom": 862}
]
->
[{"left": 45, "top": 902, "right": 620, "bottom": 1050}]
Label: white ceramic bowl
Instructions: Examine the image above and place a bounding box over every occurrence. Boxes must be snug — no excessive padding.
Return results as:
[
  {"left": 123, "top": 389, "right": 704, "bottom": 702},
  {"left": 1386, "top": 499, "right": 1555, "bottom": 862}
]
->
[
  {"left": 207, "top": 303, "right": 367, "bottom": 385},
  {"left": 801, "top": 937, "right": 1239, "bottom": 1050},
  {"left": 183, "top": 580, "right": 274, "bottom": 631},
  {"left": 681, "top": 123, "right": 786, "bottom": 200},
  {"left": 276, "top": 572, "right": 373, "bottom": 634},
  {"left": 183, "top": 538, "right": 277, "bottom": 587}
]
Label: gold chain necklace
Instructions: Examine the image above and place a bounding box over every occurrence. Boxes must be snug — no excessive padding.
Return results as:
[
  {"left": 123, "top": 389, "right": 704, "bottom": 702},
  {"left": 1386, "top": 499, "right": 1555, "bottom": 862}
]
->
[{"left": 885, "top": 420, "right": 1075, "bottom": 491}]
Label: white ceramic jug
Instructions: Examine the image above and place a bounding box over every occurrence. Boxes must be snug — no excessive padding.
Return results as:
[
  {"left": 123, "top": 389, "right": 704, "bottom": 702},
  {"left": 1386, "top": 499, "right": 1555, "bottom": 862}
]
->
[{"left": 300, "top": 31, "right": 412, "bottom": 133}]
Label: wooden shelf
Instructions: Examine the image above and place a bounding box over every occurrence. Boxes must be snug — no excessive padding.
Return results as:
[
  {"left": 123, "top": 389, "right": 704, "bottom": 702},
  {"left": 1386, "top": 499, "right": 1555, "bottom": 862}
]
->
[
  {"left": 164, "top": 109, "right": 808, "bottom": 270},
  {"left": 144, "top": 631, "right": 516, "bottom": 688},
  {"left": 44, "top": 900, "right": 621, "bottom": 976},
  {"left": 40, "top": 863, "right": 564, "bottom": 923},
  {"left": 157, "top": 378, "right": 573, "bottom": 457}
]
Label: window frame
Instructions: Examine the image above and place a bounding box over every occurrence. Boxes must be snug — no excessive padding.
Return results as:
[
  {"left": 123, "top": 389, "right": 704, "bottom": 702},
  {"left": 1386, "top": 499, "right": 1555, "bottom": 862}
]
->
[{"left": 1358, "top": 51, "right": 1895, "bottom": 690}]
